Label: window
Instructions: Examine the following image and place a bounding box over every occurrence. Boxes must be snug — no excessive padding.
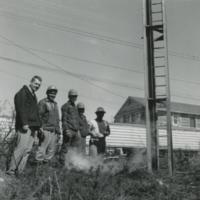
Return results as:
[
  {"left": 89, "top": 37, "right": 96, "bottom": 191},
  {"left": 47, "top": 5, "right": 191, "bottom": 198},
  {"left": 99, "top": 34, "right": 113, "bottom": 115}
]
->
[
  {"left": 190, "top": 117, "right": 196, "bottom": 128},
  {"left": 173, "top": 114, "right": 179, "bottom": 126},
  {"left": 123, "top": 115, "right": 129, "bottom": 123},
  {"left": 131, "top": 113, "right": 135, "bottom": 122}
]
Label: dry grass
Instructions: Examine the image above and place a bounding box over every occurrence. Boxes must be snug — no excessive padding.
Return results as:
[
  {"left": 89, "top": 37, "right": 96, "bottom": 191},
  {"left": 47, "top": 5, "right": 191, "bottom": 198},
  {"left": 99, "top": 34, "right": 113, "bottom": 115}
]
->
[{"left": 0, "top": 129, "right": 200, "bottom": 200}]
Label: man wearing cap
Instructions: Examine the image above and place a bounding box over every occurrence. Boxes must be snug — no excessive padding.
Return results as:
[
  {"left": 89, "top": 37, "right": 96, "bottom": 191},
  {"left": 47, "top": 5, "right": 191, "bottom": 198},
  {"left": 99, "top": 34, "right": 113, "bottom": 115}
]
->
[
  {"left": 7, "top": 75, "right": 42, "bottom": 175},
  {"left": 35, "top": 85, "right": 61, "bottom": 163},
  {"left": 77, "top": 102, "right": 90, "bottom": 155},
  {"left": 89, "top": 107, "right": 110, "bottom": 157},
  {"left": 60, "top": 89, "right": 81, "bottom": 164}
]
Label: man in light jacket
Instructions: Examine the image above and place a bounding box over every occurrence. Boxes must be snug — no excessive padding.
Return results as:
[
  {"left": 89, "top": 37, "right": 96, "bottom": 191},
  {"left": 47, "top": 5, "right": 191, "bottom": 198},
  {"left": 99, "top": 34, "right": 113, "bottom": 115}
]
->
[{"left": 89, "top": 107, "right": 110, "bottom": 157}]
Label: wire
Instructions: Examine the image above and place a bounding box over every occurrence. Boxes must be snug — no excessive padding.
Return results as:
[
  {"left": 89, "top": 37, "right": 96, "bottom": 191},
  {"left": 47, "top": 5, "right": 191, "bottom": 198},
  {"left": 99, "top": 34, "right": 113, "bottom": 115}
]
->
[
  {"left": 169, "top": 50, "right": 200, "bottom": 62},
  {"left": 0, "top": 68, "right": 121, "bottom": 108},
  {"left": 1, "top": 57, "right": 200, "bottom": 103},
  {"left": 0, "top": 34, "right": 127, "bottom": 99},
  {"left": 1, "top": 3, "right": 200, "bottom": 64},
  {"left": 1, "top": 9, "right": 200, "bottom": 65},
  {"left": 0, "top": 41, "right": 144, "bottom": 73},
  {"left": 0, "top": 9, "right": 143, "bottom": 49},
  {"left": 2, "top": 40, "right": 200, "bottom": 88},
  {"left": 0, "top": 55, "right": 144, "bottom": 90}
]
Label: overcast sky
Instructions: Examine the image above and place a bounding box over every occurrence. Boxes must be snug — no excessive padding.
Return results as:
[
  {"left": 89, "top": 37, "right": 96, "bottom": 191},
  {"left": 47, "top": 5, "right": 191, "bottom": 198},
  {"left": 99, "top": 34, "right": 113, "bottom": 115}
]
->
[{"left": 0, "top": 0, "right": 200, "bottom": 121}]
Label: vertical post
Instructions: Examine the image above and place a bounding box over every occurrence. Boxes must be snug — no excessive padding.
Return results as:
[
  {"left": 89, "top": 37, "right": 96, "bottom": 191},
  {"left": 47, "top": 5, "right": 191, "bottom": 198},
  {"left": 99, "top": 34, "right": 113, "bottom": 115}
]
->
[
  {"left": 143, "top": 0, "right": 158, "bottom": 172},
  {"left": 162, "top": 0, "right": 174, "bottom": 176}
]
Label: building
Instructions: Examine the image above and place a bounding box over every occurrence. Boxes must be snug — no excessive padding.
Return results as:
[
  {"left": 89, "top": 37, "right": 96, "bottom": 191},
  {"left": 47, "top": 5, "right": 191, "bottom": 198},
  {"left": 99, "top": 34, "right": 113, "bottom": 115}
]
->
[
  {"left": 114, "top": 96, "right": 200, "bottom": 129},
  {"left": 0, "top": 115, "right": 14, "bottom": 136}
]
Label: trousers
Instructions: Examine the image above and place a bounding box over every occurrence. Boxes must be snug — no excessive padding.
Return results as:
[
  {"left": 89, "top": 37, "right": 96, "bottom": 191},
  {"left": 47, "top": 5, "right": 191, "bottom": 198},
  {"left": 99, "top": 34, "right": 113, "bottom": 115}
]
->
[
  {"left": 36, "top": 130, "right": 58, "bottom": 162},
  {"left": 59, "top": 130, "right": 81, "bottom": 165},
  {"left": 7, "top": 128, "right": 35, "bottom": 174}
]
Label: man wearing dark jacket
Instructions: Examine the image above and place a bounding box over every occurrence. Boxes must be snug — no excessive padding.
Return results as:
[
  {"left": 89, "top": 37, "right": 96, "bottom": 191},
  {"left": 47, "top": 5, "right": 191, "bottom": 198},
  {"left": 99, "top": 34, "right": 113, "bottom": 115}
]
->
[
  {"left": 59, "top": 89, "right": 81, "bottom": 165},
  {"left": 7, "top": 75, "right": 42, "bottom": 175},
  {"left": 77, "top": 102, "right": 89, "bottom": 154}
]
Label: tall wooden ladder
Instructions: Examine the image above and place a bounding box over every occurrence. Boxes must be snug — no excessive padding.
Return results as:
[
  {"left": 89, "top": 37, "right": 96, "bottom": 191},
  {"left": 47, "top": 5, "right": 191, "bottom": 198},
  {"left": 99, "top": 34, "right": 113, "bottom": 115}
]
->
[{"left": 143, "top": 0, "right": 173, "bottom": 175}]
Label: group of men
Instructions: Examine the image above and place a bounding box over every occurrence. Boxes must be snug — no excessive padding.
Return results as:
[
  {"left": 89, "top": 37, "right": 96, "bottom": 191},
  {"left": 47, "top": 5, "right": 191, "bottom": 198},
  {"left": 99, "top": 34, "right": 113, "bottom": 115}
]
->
[{"left": 6, "top": 75, "right": 110, "bottom": 175}]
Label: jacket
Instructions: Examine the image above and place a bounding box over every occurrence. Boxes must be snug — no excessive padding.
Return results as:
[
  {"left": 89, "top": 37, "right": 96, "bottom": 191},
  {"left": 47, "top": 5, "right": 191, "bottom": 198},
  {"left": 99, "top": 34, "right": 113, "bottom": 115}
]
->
[
  {"left": 61, "top": 101, "right": 79, "bottom": 132},
  {"left": 14, "top": 85, "right": 41, "bottom": 131},
  {"left": 38, "top": 98, "right": 61, "bottom": 134},
  {"left": 79, "top": 114, "right": 89, "bottom": 137},
  {"left": 89, "top": 119, "right": 110, "bottom": 141}
]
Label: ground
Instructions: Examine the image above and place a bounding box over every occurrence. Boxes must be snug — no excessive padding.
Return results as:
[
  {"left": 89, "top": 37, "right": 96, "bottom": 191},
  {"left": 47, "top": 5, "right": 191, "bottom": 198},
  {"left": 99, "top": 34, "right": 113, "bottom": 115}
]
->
[{"left": 0, "top": 151, "right": 200, "bottom": 200}]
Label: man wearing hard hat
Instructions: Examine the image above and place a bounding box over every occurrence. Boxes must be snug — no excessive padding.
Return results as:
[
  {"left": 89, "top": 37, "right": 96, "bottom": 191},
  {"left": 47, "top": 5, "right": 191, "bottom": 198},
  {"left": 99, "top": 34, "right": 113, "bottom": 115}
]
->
[
  {"left": 77, "top": 102, "right": 90, "bottom": 155},
  {"left": 35, "top": 85, "right": 61, "bottom": 163},
  {"left": 89, "top": 107, "right": 110, "bottom": 157},
  {"left": 60, "top": 89, "right": 81, "bottom": 165}
]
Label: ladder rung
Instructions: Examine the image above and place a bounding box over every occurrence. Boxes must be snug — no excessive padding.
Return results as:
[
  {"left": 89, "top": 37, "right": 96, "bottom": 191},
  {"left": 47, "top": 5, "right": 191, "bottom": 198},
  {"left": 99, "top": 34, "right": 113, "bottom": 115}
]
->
[
  {"left": 153, "top": 24, "right": 163, "bottom": 28},
  {"left": 153, "top": 20, "right": 163, "bottom": 23},
  {"left": 154, "top": 46, "right": 165, "bottom": 49},
  {"left": 155, "top": 65, "right": 165, "bottom": 68},
  {"left": 156, "top": 84, "right": 166, "bottom": 87},
  {"left": 152, "top": 2, "right": 162, "bottom": 5},
  {"left": 157, "top": 107, "right": 167, "bottom": 111},
  {"left": 152, "top": 11, "right": 162, "bottom": 14},
  {"left": 159, "top": 146, "right": 167, "bottom": 149},
  {"left": 157, "top": 95, "right": 167, "bottom": 97},
  {"left": 155, "top": 75, "right": 166, "bottom": 78},
  {"left": 155, "top": 56, "right": 165, "bottom": 59},
  {"left": 153, "top": 26, "right": 163, "bottom": 34},
  {"left": 158, "top": 135, "right": 167, "bottom": 138},
  {"left": 156, "top": 98, "right": 167, "bottom": 102}
]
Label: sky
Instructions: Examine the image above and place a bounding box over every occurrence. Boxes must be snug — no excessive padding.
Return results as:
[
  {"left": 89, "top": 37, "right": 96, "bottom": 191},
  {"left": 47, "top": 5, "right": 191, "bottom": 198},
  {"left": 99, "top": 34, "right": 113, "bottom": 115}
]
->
[{"left": 0, "top": 0, "right": 200, "bottom": 121}]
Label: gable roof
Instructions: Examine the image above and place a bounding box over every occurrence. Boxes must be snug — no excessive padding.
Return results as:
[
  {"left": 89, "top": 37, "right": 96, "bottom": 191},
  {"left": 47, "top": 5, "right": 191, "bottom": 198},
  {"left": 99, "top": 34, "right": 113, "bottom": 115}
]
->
[{"left": 114, "top": 96, "right": 200, "bottom": 118}]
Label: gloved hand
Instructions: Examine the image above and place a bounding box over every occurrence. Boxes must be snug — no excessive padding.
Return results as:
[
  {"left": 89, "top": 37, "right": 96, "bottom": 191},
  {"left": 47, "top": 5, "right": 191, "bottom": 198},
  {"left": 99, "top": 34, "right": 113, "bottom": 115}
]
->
[
  {"left": 90, "top": 130, "right": 104, "bottom": 138},
  {"left": 56, "top": 134, "right": 61, "bottom": 143},
  {"left": 64, "top": 130, "right": 73, "bottom": 138},
  {"left": 37, "top": 128, "right": 45, "bottom": 143},
  {"left": 22, "top": 125, "right": 29, "bottom": 133}
]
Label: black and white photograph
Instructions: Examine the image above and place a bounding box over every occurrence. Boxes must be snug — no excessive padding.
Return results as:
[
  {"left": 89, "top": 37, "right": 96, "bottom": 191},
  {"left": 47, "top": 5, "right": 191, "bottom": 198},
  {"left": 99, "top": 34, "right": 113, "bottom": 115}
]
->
[{"left": 0, "top": 0, "right": 200, "bottom": 199}]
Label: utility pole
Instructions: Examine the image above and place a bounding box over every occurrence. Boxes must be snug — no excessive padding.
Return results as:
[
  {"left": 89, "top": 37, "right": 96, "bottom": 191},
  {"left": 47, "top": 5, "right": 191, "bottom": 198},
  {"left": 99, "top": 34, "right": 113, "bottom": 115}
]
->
[{"left": 143, "top": 0, "right": 174, "bottom": 175}]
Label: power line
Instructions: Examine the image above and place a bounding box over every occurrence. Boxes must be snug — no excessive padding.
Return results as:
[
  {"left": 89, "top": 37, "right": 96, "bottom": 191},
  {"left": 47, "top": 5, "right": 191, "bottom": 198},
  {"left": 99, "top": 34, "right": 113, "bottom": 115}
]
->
[
  {"left": 1, "top": 55, "right": 200, "bottom": 103},
  {"left": 169, "top": 50, "right": 200, "bottom": 62},
  {"left": 1, "top": 51, "right": 200, "bottom": 89},
  {"left": 1, "top": 9, "right": 200, "bottom": 65},
  {"left": 0, "top": 68, "right": 121, "bottom": 108},
  {"left": 1, "top": 3, "right": 200, "bottom": 64},
  {"left": 0, "top": 10, "right": 143, "bottom": 49},
  {"left": 2, "top": 38, "right": 200, "bottom": 88},
  {"left": 0, "top": 55, "right": 144, "bottom": 90},
  {"left": 0, "top": 41, "right": 144, "bottom": 74},
  {"left": 0, "top": 34, "right": 127, "bottom": 99},
  {"left": 1, "top": 8, "right": 200, "bottom": 64}
]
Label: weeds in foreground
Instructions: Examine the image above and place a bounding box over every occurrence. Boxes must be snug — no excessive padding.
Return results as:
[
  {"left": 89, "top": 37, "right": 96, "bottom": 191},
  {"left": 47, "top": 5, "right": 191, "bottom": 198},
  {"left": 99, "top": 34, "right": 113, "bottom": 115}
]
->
[
  {"left": 0, "top": 124, "right": 200, "bottom": 200},
  {"left": 0, "top": 154, "right": 200, "bottom": 200}
]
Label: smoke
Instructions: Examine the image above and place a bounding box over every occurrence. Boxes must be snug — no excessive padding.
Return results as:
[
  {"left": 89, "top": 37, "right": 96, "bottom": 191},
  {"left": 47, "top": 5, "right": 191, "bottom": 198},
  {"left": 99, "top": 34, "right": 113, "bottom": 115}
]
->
[
  {"left": 64, "top": 149, "right": 96, "bottom": 172},
  {"left": 64, "top": 149, "right": 122, "bottom": 173},
  {"left": 127, "top": 148, "right": 146, "bottom": 172},
  {"left": 64, "top": 148, "right": 146, "bottom": 174}
]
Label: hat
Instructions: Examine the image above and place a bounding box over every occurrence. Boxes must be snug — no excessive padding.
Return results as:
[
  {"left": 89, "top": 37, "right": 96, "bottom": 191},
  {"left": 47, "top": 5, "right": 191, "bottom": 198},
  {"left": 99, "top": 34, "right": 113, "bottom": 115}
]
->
[
  {"left": 68, "top": 89, "right": 78, "bottom": 96},
  {"left": 46, "top": 85, "right": 58, "bottom": 94},
  {"left": 95, "top": 107, "right": 106, "bottom": 113},
  {"left": 77, "top": 102, "right": 85, "bottom": 109}
]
